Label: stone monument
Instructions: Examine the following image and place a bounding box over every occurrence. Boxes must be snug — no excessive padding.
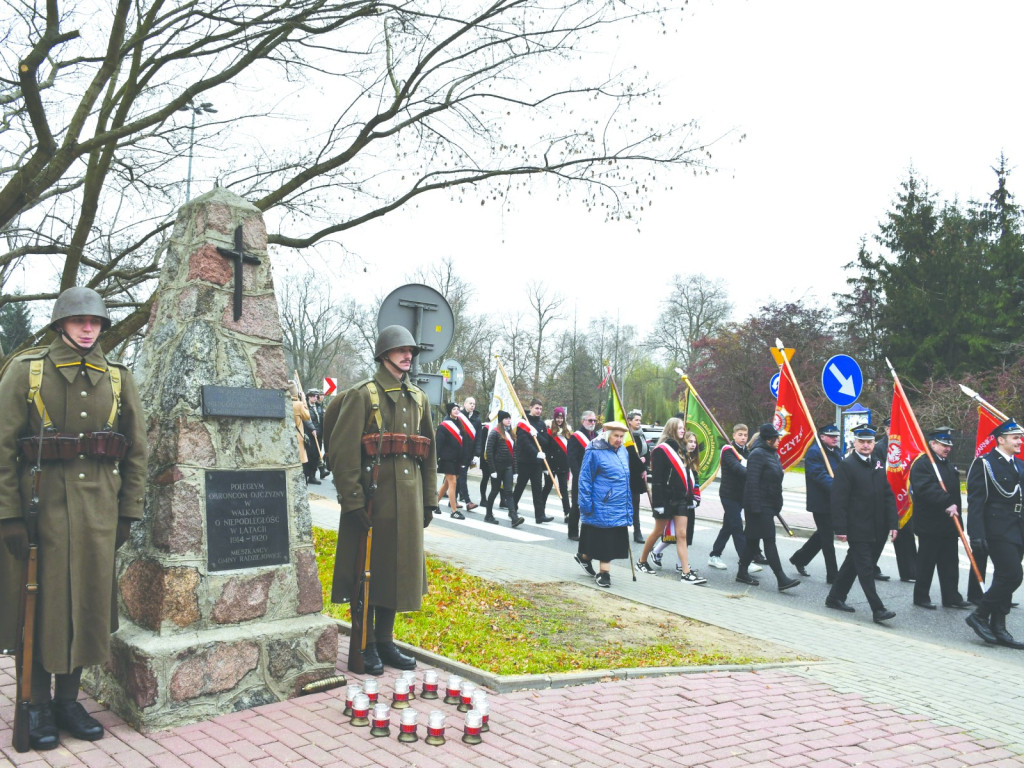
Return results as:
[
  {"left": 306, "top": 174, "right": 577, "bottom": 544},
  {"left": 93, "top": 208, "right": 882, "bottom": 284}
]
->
[{"left": 85, "top": 188, "right": 338, "bottom": 731}]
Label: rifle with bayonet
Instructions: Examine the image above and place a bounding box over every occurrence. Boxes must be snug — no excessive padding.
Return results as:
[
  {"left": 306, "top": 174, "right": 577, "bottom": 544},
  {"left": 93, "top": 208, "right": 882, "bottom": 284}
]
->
[{"left": 12, "top": 418, "right": 45, "bottom": 752}]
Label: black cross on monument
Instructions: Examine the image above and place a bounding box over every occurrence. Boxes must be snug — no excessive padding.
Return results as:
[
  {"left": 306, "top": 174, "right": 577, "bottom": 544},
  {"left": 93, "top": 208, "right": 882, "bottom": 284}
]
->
[{"left": 216, "top": 225, "right": 261, "bottom": 321}]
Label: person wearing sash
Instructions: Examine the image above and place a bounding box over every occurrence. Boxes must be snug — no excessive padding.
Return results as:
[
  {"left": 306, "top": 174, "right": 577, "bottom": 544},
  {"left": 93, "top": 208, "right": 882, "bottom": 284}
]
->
[
  {"left": 435, "top": 403, "right": 465, "bottom": 519},
  {"left": 455, "top": 396, "right": 481, "bottom": 511},
  {"left": 574, "top": 421, "right": 633, "bottom": 588},
  {"left": 707, "top": 423, "right": 760, "bottom": 573},
  {"left": 789, "top": 423, "right": 843, "bottom": 583},
  {"left": 635, "top": 418, "right": 707, "bottom": 584},
  {"left": 513, "top": 399, "right": 553, "bottom": 523},
  {"left": 483, "top": 411, "right": 525, "bottom": 527},
  {"left": 737, "top": 424, "right": 801, "bottom": 592},
  {"left": 567, "top": 411, "right": 598, "bottom": 541},
  {"left": 545, "top": 407, "right": 572, "bottom": 524},
  {"left": 964, "top": 419, "right": 1024, "bottom": 648}
]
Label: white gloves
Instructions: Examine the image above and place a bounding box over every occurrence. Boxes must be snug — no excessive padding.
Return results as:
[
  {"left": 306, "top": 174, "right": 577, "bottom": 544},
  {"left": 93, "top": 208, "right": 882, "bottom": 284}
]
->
[
  {"left": 490, "top": 472, "right": 498, "bottom": 479},
  {"left": 528, "top": 426, "right": 538, "bottom": 436},
  {"left": 537, "top": 451, "right": 546, "bottom": 459}
]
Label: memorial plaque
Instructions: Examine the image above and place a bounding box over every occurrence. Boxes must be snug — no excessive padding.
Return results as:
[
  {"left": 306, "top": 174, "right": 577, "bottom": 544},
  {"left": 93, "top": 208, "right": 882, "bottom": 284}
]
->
[
  {"left": 206, "top": 470, "right": 290, "bottom": 571},
  {"left": 202, "top": 385, "right": 288, "bottom": 419}
]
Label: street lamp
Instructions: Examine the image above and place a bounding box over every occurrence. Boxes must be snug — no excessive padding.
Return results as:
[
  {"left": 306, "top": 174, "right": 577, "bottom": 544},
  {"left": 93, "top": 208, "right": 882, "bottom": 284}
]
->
[{"left": 178, "top": 100, "right": 218, "bottom": 201}]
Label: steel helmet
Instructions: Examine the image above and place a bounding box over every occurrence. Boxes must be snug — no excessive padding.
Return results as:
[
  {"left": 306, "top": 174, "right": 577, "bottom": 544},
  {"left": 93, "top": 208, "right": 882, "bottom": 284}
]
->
[
  {"left": 374, "top": 324, "right": 419, "bottom": 361},
  {"left": 50, "top": 287, "right": 111, "bottom": 331}
]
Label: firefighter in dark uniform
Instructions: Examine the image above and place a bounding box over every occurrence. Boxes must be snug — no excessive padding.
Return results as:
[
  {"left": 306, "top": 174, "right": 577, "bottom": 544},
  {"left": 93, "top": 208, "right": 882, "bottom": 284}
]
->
[
  {"left": 0, "top": 288, "right": 148, "bottom": 750},
  {"left": 908, "top": 427, "right": 971, "bottom": 610},
  {"left": 964, "top": 419, "right": 1024, "bottom": 648},
  {"left": 790, "top": 423, "right": 843, "bottom": 583},
  {"left": 826, "top": 425, "right": 899, "bottom": 624}
]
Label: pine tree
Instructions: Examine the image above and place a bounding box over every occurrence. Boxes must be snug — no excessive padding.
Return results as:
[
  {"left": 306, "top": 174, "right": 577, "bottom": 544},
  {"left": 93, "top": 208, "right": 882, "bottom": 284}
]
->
[{"left": 0, "top": 299, "right": 33, "bottom": 355}]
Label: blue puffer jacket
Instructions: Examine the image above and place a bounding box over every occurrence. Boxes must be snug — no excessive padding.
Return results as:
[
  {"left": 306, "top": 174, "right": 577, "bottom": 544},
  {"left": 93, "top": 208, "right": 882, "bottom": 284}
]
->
[{"left": 578, "top": 438, "right": 633, "bottom": 528}]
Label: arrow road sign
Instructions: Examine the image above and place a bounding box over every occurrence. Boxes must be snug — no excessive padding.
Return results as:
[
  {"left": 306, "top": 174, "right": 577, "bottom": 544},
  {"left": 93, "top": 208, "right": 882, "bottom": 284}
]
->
[
  {"left": 323, "top": 377, "right": 338, "bottom": 396},
  {"left": 770, "top": 372, "right": 780, "bottom": 399},
  {"left": 821, "top": 354, "right": 863, "bottom": 407}
]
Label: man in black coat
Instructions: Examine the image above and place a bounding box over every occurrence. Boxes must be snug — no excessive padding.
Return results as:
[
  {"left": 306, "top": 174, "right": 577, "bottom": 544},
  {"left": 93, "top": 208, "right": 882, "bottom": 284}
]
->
[
  {"left": 566, "top": 411, "right": 598, "bottom": 541},
  {"left": 513, "top": 399, "right": 554, "bottom": 523},
  {"left": 826, "top": 425, "right": 899, "bottom": 624},
  {"left": 909, "top": 427, "right": 971, "bottom": 610},
  {"left": 873, "top": 417, "right": 916, "bottom": 581},
  {"left": 455, "top": 396, "right": 482, "bottom": 510},
  {"left": 964, "top": 419, "right": 1024, "bottom": 648},
  {"left": 790, "top": 424, "right": 843, "bottom": 583}
]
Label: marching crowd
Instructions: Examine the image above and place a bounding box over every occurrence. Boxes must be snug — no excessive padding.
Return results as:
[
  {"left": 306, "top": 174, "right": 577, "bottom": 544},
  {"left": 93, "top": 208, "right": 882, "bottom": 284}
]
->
[{"left": 432, "top": 396, "right": 1024, "bottom": 651}]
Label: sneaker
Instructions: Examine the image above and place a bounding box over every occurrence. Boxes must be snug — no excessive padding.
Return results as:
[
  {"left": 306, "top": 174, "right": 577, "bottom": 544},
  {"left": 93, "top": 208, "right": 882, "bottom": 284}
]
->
[
  {"left": 675, "top": 563, "right": 683, "bottom": 572},
  {"left": 574, "top": 553, "right": 596, "bottom": 577},
  {"left": 636, "top": 561, "right": 656, "bottom": 574},
  {"left": 680, "top": 570, "right": 707, "bottom": 585},
  {"left": 595, "top": 571, "right": 611, "bottom": 588},
  {"left": 749, "top": 563, "right": 763, "bottom": 573},
  {"left": 651, "top": 552, "right": 663, "bottom": 567},
  {"left": 707, "top": 555, "right": 727, "bottom": 570}
]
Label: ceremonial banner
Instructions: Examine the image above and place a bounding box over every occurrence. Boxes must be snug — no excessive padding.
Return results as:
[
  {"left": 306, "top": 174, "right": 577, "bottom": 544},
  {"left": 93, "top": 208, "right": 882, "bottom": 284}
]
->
[
  {"left": 681, "top": 385, "right": 728, "bottom": 489},
  {"left": 773, "top": 362, "right": 814, "bottom": 469},
  {"left": 488, "top": 358, "right": 524, "bottom": 428},
  {"left": 975, "top": 405, "right": 1023, "bottom": 457},
  {"left": 604, "top": 378, "right": 635, "bottom": 447},
  {"left": 886, "top": 381, "right": 926, "bottom": 528}
]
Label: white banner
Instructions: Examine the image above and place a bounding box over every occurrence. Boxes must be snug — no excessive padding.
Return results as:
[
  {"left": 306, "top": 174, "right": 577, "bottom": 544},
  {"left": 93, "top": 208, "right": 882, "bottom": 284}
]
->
[{"left": 488, "top": 358, "right": 525, "bottom": 427}]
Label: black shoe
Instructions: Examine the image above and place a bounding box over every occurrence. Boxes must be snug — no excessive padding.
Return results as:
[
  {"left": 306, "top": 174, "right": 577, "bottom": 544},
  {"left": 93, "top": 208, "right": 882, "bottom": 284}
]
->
[
  {"left": 536, "top": 515, "right": 554, "bottom": 523},
  {"left": 450, "top": 510, "right": 466, "bottom": 520},
  {"left": 778, "top": 576, "right": 800, "bottom": 592},
  {"left": 874, "top": 573, "right": 891, "bottom": 582},
  {"left": 633, "top": 531, "right": 645, "bottom": 543},
  {"left": 872, "top": 609, "right": 896, "bottom": 624},
  {"left": 574, "top": 553, "right": 597, "bottom": 577},
  {"left": 378, "top": 641, "right": 417, "bottom": 670},
  {"left": 307, "top": 476, "right": 322, "bottom": 485},
  {"left": 51, "top": 699, "right": 103, "bottom": 741},
  {"left": 636, "top": 561, "right": 656, "bottom": 574},
  {"left": 913, "top": 600, "right": 937, "bottom": 610},
  {"left": 735, "top": 572, "right": 759, "bottom": 586},
  {"left": 359, "top": 643, "right": 384, "bottom": 675},
  {"left": 510, "top": 515, "right": 525, "bottom": 528},
  {"left": 595, "top": 571, "right": 611, "bottom": 588},
  {"left": 788, "top": 556, "right": 810, "bottom": 577},
  {"left": 900, "top": 577, "right": 916, "bottom": 583},
  {"left": 990, "top": 614, "right": 1024, "bottom": 649},
  {"left": 943, "top": 600, "right": 972, "bottom": 609},
  {"left": 966, "top": 611, "right": 998, "bottom": 644},
  {"left": 319, "top": 465, "right": 331, "bottom": 479},
  {"left": 27, "top": 702, "right": 59, "bottom": 750},
  {"left": 483, "top": 514, "right": 499, "bottom": 525},
  {"left": 753, "top": 554, "right": 769, "bottom": 565},
  {"left": 825, "top": 597, "right": 855, "bottom": 613},
  {"left": 568, "top": 533, "right": 580, "bottom": 541}
]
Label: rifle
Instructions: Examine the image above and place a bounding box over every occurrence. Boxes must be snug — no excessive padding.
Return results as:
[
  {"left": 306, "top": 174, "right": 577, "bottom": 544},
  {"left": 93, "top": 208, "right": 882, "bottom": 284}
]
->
[
  {"left": 348, "top": 427, "right": 383, "bottom": 674},
  {"left": 13, "top": 418, "right": 45, "bottom": 753}
]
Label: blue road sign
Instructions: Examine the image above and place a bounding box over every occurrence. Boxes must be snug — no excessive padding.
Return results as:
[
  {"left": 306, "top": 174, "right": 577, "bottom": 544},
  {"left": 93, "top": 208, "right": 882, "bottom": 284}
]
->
[
  {"left": 821, "top": 354, "right": 863, "bottom": 407},
  {"left": 770, "top": 372, "right": 780, "bottom": 399}
]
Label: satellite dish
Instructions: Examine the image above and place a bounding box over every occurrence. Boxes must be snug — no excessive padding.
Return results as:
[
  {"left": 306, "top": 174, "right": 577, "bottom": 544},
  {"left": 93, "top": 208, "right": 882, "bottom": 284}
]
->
[{"left": 377, "top": 284, "right": 454, "bottom": 366}]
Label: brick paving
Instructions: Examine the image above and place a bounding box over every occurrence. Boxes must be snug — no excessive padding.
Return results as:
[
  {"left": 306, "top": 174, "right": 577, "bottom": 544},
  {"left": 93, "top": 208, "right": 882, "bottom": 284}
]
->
[{"left": 2, "top": 488, "right": 1022, "bottom": 767}]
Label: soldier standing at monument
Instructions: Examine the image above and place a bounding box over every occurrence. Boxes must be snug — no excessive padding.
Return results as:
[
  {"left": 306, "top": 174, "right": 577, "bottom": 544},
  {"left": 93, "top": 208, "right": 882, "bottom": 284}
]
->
[
  {"left": 324, "top": 325, "right": 437, "bottom": 675},
  {"left": 0, "top": 287, "right": 148, "bottom": 750}
]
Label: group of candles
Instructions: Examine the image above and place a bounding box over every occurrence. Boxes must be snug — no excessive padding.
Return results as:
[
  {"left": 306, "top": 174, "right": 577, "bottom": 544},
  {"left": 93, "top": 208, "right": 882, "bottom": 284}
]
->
[{"left": 343, "top": 669, "right": 490, "bottom": 745}]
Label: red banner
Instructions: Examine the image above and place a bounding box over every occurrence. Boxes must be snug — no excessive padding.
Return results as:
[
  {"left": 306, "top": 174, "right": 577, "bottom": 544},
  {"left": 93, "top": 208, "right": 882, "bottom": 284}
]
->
[
  {"left": 773, "top": 363, "right": 814, "bottom": 470},
  {"left": 886, "top": 383, "right": 925, "bottom": 528},
  {"left": 975, "top": 406, "right": 1022, "bottom": 457}
]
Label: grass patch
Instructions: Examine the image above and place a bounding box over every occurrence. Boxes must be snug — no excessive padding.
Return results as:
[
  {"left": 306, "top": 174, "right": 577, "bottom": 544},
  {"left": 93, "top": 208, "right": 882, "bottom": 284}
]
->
[{"left": 313, "top": 527, "right": 803, "bottom": 675}]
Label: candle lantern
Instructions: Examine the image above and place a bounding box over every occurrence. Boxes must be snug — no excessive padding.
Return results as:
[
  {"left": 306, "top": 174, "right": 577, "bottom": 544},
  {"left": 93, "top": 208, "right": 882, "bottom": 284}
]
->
[
  {"left": 363, "top": 679, "right": 379, "bottom": 704},
  {"left": 370, "top": 703, "right": 391, "bottom": 738},
  {"left": 343, "top": 683, "right": 362, "bottom": 718},
  {"left": 443, "top": 674, "right": 462, "bottom": 705},
  {"left": 421, "top": 669, "right": 440, "bottom": 700},
  {"left": 458, "top": 681, "right": 476, "bottom": 713},
  {"left": 392, "top": 676, "right": 411, "bottom": 709},
  {"left": 462, "top": 709, "right": 483, "bottom": 745},
  {"left": 425, "top": 710, "right": 446, "bottom": 746},
  {"left": 397, "top": 708, "right": 419, "bottom": 743},
  {"left": 349, "top": 693, "right": 371, "bottom": 727},
  {"left": 402, "top": 670, "right": 417, "bottom": 700},
  {"left": 473, "top": 695, "right": 490, "bottom": 733}
]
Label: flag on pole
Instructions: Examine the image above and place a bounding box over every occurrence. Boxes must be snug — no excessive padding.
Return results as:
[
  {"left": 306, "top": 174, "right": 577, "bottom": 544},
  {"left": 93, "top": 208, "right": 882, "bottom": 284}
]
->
[
  {"left": 681, "top": 384, "right": 728, "bottom": 489},
  {"left": 773, "top": 362, "right": 815, "bottom": 470},
  {"left": 488, "top": 359, "right": 524, "bottom": 428},
  {"left": 604, "top": 378, "right": 634, "bottom": 447},
  {"left": 975, "top": 405, "right": 1022, "bottom": 457},
  {"left": 886, "top": 381, "right": 927, "bottom": 528}
]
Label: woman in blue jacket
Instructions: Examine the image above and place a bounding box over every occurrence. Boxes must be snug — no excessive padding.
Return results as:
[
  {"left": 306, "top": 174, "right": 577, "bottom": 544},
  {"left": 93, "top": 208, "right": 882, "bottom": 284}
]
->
[{"left": 574, "top": 421, "right": 633, "bottom": 588}]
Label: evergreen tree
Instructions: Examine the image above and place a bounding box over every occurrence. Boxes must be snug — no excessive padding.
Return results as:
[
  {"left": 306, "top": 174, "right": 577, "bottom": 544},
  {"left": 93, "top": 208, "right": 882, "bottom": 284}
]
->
[{"left": 0, "top": 299, "right": 33, "bottom": 355}]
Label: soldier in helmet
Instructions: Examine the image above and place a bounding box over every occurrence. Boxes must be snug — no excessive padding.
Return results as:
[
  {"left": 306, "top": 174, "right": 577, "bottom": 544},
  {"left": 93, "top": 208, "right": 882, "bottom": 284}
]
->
[
  {"left": 323, "top": 325, "right": 437, "bottom": 675},
  {"left": 0, "top": 287, "right": 148, "bottom": 750}
]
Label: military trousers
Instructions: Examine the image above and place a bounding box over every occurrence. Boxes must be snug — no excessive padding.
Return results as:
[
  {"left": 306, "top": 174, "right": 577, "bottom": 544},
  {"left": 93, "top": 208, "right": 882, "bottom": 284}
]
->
[
  {"left": 980, "top": 538, "right": 1024, "bottom": 616},
  {"left": 914, "top": 534, "right": 964, "bottom": 605},
  {"left": 790, "top": 511, "right": 838, "bottom": 580},
  {"left": 829, "top": 538, "right": 887, "bottom": 612}
]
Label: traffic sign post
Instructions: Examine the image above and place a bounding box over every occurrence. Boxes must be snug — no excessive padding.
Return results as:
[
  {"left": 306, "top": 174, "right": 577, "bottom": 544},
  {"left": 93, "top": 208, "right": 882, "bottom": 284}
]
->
[
  {"left": 322, "top": 377, "right": 338, "bottom": 396},
  {"left": 770, "top": 372, "right": 780, "bottom": 399},
  {"left": 821, "top": 354, "right": 863, "bottom": 408}
]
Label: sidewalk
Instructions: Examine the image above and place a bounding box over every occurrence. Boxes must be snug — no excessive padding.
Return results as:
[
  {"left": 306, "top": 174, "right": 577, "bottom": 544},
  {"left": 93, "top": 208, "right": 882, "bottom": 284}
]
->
[{"left": 2, "top": 493, "right": 1022, "bottom": 767}]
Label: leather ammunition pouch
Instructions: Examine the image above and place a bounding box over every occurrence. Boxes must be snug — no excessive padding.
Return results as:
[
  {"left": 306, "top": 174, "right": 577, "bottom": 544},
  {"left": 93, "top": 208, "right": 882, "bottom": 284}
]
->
[
  {"left": 18, "top": 431, "right": 129, "bottom": 462},
  {"left": 361, "top": 432, "right": 431, "bottom": 461}
]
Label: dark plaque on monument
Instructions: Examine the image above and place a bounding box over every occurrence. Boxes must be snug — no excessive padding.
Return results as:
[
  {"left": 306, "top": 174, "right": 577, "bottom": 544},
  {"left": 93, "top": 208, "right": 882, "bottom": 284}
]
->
[
  {"left": 206, "top": 470, "right": 290, "bottom": 572},
  {"left": 202, "top": 385, "right": 288, "bottom": 419}
]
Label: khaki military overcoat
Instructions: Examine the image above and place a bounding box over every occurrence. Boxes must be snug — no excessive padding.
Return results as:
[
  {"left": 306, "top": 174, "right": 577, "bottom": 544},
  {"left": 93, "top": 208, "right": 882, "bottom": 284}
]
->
[
  {"left": 0, "top": 339, "right": 147, "bottom": 672},
  {"left": 324, "top": 364, "right": 436, "bottom": 612}
]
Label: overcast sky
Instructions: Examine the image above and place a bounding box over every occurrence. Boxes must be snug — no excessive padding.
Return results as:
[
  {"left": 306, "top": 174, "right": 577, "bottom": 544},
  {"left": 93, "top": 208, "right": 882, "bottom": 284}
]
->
[{"left": 279, "top": 0, "right": 1024, "bottom": 336}]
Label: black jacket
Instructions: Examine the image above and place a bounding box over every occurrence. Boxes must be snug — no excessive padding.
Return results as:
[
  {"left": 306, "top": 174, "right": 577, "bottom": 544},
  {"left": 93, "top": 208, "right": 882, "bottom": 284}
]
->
[
  {"left": 568, "top": 428, "right": 597, "bottom": 477},
  {"left": 628, "top": 430, "right": 650, "bottom": 494},
  {"left": 718, "top": 442, "right": 748, "bottom": 502},
  {"left": 966, "top": 448, "right": 1024, "bottom": 547},
  {"left": 514, "top": 414, "right": 550, "bottom": 467},
  {"left": 546, "top": 427, "right": 571, "bottom": 474},
  {"left": 832, "top": 452, "right": 898, "bottom": 541},
  {"left": 909, "top": 450, "right": 962, "bottom": 538},
  {"left": 744, "top": 442, "right": 784, "bottom": 517},
  {"left": 458, "top": 411, "right": 482, "bottom": 465},
  {"left": 804, "top": 442, "right": 841, "bottom": 514},
  {"left": 651, "top": 439, "right": 699, "bottom": 513},
  {"left": 435, "top": 417, "right": 465, "bottom": 474},
  {"left": 485, "top": 426, "right": 516, "bottom": 474}
]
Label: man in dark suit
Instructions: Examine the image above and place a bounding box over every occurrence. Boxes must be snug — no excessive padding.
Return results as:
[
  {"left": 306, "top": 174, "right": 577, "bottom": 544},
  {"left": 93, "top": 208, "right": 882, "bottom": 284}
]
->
[
  {"left": 790, "top": 424, "right": 843, "bottom": 583},
  {"left": 513, "top": 399, "right": 553, "bottom": 523},
  {"left": 965, "top": 419, "right": 1024, "bottom": 648},
  {"left": 825, "top": 425, "right": 899, "bottom": 624},
  {"left": 908, "top": 427, "right": 971, "bottom": 610}
]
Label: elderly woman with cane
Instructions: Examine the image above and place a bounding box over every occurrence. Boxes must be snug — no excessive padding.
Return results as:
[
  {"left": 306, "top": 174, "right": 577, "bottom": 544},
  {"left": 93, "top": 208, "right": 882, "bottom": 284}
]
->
[{"left": 573, "top": 421, "right": 634, "bottom": 588}]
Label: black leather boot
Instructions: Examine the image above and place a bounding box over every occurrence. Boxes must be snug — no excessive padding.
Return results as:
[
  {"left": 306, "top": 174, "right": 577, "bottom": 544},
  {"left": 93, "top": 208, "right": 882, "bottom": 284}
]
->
[
  {"left": 965, "top": 607, "right": 998, "bottom": 644},
  {"left": 990, "top": 613, "right": 1024, "bottom": 649},
  {"left": 51, "top": 699, "right": 103, "bottom": 741},
  {"left": 377, "top": 641, "right": 417, "bottom": 670},
  {"left": 27, "top": 702, "right": 60, "bottom": 750},
  {"left": 359, "top": 643, "right": 384, "bottom": 675},
  {"left": 735, "top": 565, "right": 759, "bottom": 586}
]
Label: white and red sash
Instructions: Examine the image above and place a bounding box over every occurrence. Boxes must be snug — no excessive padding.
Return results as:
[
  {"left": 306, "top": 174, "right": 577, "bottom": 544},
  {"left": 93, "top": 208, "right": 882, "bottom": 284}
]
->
[
  {"left": 720, "top": 444, "right": 745, "bottom": 462},
  {"left": 516, "top": 418, "right": 533, "bottom": 435},
  {"left": 457, "top": 411, "right": 476, "bottom": 440},
  {"left": 572, "top": 430, "right": 591, "bottom": 450},
  {"left": 549, "top": 430, "right": 568, "bottom": 454},
  {"left": 440, "top": 420, "right": 463, "bottom": 445},
  {"left": 502, "top": 430, "right": 514, "bottom": 456},
  {"left": 657, "top": 442, "right": 695, "bottom": 493}
]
